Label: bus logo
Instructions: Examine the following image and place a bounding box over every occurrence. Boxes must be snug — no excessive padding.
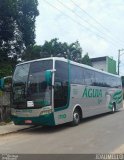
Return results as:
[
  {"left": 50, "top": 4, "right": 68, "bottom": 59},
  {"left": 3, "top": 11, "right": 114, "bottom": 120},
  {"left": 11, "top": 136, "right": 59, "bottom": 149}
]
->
[{"left": 82, "top": 87, "right": 102, "bottom": 98}]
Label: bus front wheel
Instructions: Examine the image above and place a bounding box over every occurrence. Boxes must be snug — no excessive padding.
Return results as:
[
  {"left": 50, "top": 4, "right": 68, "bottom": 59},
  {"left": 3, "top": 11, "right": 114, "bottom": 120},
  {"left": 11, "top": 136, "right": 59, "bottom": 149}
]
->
[{"left": 71, "top": 109, "right": 81, "bottom": 126}]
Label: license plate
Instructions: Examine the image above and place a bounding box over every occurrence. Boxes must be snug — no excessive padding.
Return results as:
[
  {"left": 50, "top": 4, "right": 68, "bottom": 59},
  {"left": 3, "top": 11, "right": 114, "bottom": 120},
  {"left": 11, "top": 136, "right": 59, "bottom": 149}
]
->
[{"left": 25, "top": 120, "right": 32, "bottom": 124}]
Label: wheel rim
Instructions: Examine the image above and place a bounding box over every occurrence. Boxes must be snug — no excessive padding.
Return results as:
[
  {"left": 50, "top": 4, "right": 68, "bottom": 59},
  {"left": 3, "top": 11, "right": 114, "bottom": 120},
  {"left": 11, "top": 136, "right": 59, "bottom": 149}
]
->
[
  {"left": 74, "top": 112, "right": 80, "bottom": 124},
  {"left": 112, "top": 106, "right": 115, "bottom": 112}
]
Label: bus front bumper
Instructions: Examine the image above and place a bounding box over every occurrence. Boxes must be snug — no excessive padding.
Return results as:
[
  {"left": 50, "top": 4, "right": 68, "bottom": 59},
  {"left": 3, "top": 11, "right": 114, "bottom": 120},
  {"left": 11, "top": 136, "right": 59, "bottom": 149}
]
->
[{"left": 11, "top": 113, "right": 55, "bottom": 126}]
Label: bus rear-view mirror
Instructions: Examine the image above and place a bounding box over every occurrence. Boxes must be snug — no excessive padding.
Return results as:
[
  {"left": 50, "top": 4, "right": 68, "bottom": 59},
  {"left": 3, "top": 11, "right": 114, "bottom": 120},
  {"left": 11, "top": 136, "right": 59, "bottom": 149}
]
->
[
  {"left": 0, "top": 77, "right": 12, "bottom": 92},
  {"left": 45, "top": 70, "right": 52, "bottom": 86},
  {"left": 0, "top": 78, "right": 4, "bottom": 90}
]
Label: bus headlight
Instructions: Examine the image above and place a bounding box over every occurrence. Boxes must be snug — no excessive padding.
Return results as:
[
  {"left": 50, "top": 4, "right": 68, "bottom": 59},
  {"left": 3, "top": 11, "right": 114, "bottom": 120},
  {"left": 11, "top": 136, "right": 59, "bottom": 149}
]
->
[{"left": 40, "top": 109, "right": 52, "bottom": 115}]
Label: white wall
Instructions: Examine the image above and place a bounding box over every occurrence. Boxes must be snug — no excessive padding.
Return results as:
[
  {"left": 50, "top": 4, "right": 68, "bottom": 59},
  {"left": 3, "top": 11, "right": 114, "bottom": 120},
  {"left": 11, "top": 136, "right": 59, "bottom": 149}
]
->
[{"left": 92, "top": 60, "right": 107, "bottom": 71}]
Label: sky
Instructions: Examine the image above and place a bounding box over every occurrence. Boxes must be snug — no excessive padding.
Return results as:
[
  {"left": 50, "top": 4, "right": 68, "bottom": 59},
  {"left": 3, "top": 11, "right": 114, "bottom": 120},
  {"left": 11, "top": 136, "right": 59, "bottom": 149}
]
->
[{"left": 35, "top": 0, "right": 124, "bottom": 75}]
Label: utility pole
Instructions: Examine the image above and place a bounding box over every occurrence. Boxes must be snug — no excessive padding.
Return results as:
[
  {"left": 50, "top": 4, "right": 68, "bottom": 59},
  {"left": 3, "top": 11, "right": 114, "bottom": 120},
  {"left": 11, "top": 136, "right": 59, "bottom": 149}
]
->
[
  {"left": 118, "top": 49, "right": 124, "bottom": 75},
  {"left": 118, "top": 49, "right": 120, "bottom": 75}
]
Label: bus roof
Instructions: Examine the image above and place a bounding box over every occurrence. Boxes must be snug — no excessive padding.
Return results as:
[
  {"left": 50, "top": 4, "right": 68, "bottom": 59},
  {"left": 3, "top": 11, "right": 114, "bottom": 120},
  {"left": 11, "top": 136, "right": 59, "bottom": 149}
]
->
[{"left": 17, "top": 57, "right": 120, "bottom": 78}]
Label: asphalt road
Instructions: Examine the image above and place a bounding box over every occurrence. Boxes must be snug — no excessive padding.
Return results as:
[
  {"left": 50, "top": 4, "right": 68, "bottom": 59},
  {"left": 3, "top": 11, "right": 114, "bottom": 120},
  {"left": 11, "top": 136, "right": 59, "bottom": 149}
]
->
[{"left": 0, "top": 109, "right": 124, "bottom": 154}]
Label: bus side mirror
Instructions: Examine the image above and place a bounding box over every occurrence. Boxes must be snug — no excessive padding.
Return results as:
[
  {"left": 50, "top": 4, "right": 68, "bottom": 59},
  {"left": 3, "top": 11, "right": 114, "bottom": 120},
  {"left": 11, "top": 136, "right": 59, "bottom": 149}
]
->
[
  {"left": 0, "top": 77, "right": 12, "bottom": 92},
  {"left": 45, "top": 70, "right": 52, "bottom": 86},
  {"left": 0, "top": 78, "right": 4, "bottom": 90}
]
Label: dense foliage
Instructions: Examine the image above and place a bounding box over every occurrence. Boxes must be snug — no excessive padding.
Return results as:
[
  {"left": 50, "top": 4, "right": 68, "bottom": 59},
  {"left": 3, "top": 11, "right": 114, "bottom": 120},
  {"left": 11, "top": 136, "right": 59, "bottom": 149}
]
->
[
  {"left": 22, "top": 38, "right": 92, "bottom": 66},
  {"left": 0, "top": 0, "right": 39, "bottom": 78}
]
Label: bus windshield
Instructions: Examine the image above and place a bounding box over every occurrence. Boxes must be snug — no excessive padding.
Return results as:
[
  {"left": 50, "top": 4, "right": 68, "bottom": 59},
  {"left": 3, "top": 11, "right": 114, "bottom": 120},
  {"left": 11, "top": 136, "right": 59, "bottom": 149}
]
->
[
  {"left": 12, "top": 60, "right": 53, "bottom": 108},
  {"left": 13, "top": 63, "right": 30, "bottom": 104}
]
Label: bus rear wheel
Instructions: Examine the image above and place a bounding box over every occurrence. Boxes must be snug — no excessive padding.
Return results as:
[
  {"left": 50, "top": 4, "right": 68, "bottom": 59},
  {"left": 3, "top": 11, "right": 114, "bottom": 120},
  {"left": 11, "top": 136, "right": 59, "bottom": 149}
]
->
[
  {"left": 111, "top": 103, "right": 116, "bottom": 113},
  {"left": 71, "top": 109, "right": 81, "bottom": 126}
]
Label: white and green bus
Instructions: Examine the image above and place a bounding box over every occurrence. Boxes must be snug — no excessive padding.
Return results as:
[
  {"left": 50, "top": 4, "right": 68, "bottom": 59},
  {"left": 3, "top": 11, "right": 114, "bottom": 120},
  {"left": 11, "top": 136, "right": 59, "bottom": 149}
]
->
[{"left": 11, "top": 57, "right": 123, "bottom": 126}]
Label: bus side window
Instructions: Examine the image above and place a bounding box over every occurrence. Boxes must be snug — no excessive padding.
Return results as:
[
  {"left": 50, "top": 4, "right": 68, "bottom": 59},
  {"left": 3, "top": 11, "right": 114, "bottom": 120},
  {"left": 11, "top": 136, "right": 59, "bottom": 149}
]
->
[
  {"left": 94, "top": 72, "right": 105, "bottom": 87},
  {"left": 83, "top": 69, "right": 92, "bottom": 85},
  {"left": 70, "top": 65, "right": 85, "bottom": 85},
  {"left": 90, "top": 71, "right": 95, "bottom": 86}
]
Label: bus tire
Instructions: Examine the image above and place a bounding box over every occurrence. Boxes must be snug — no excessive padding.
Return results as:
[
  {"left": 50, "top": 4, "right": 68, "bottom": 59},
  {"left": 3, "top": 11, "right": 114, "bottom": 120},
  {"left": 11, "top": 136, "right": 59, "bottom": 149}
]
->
[
  {"left": 71, "top": 108, "right": 81, "bottom": 126},
  {"left": 111, "top": 102, "right": 116, "bottom": 113}
]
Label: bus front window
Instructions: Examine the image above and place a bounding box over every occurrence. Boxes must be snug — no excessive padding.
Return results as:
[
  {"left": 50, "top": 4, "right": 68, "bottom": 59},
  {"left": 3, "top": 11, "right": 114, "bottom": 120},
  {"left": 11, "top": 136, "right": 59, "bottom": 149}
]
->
[
  {"left": 27, "top": 60, "right": 52, "bottom": 107},
  {"left": 13, "top": 63, "right": 30, "bottom": 104},
  {"left": 12, "top": 60, "right": 53, "bottom": 108}
]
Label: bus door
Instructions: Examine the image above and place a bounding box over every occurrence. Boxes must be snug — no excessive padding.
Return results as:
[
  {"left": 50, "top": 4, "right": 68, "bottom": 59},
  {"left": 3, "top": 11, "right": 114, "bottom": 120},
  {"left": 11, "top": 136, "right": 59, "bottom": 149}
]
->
[{"left": 54, "top": 61, "right": 70, "bottom": 125}]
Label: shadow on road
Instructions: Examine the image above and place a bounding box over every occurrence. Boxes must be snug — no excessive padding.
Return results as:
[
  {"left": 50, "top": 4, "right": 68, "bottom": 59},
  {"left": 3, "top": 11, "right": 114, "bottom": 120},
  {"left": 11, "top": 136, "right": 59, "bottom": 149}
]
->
[{"left": 20, "top": 110, "right": 122, "bottom": 135}]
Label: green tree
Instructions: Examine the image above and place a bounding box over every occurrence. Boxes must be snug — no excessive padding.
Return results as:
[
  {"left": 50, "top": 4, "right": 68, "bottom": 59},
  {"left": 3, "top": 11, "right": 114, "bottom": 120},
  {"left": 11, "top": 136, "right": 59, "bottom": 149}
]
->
[
  {"left": 0, "top": 0, "right": 39, "bottom": 77},
  {"left": 17, "top": 0, "right": 39, "bottom": 49},
  {"left": 0, "top": 0, "right": 17, "bottom": 61},
  {"left": 67, "top": 41, "right": 82, "bottom": 62},
  {"left": 23, "top": 38, "right": 82, "bottom": 62},
  {"left": 41, "top": 38, "right": 81, "bottom": 60},
  {"left": 22, "top": 39, "right": 92, "bottom": 67},
  {"left": 81, "top": 53, "right": 92, "bottom": 66},
  {"left": 22, "top": 45, "right": 42, "bottom": 61},
  {"left": 0, "top": 0, "right": 39, "bottom": 59}
]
